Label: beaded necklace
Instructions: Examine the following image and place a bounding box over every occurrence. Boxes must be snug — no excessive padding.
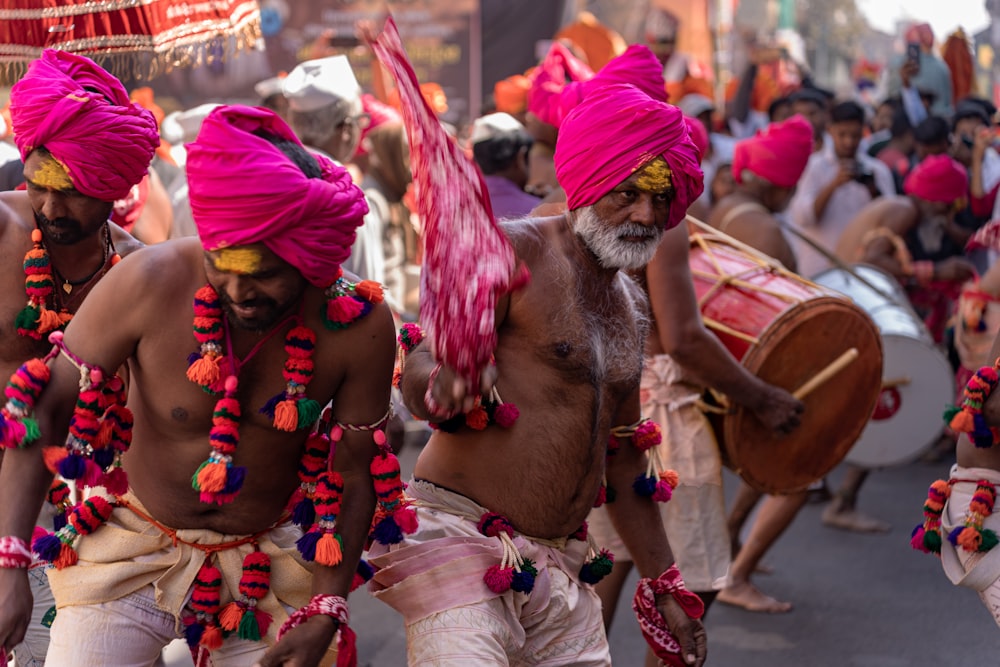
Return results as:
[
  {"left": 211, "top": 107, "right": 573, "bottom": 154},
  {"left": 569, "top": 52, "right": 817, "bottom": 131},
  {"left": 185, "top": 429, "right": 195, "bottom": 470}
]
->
[{"left": 17, "top": 225, "right": 120, "bottom": 340}]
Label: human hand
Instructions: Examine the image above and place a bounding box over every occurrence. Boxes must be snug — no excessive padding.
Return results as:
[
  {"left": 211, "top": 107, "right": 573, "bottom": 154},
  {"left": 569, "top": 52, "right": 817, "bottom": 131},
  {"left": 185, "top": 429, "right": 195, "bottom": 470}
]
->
[
  {"left": 900, "top": 60, "right": 919, "bottom": 88},
  {"left": 252, "top": 615, "right": 337, "bottom": 667},
  {"left": 655, "top": 595, "right": 707, "bottom": 667},
  {"left": 833, "top": 162, "right": 856, "bottom": 188},
  {"left": 934, "top": 257, "right": 977, "bottom": 283},
  {"left": 425, "top": 360, "right": 498, "bottom": 418},
  {"left": 0, "top": 570, "right": 32, "bottom": 654},
  {"left": 973, "top": 127, "right": 994, "bottom": 161},
  {"left": 751, "top": 384, "right": 804, "bottom": 435}
]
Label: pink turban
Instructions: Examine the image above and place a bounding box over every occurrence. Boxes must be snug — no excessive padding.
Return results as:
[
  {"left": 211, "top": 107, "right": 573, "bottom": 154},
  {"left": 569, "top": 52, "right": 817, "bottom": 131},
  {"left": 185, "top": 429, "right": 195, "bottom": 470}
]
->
[
  {"left": 903, "top": 154, "right": 969, "bottom": 203},
  {"left": 186, "top": 105, "right": 368, "bottom": 288},
  {"left": 732, "top": 114, "right": 813, "bottom": 188},
  {"left": 684, "top": 116, "right": 709, "bottom": 162},
  {"left": 555, "top": 83, "right": 704, "bottom": 227},
  {"left": 905, "top": 23, "right": 935, "bottom": 50},
  {"left": 10, "top": 49, "right": 159, "bottom": 202},
  {"left": 527, "top": 42, "right": 594, "bottom": 127},
  {"left": 530, "top": 44, "right": 665, "bottom": 129}
]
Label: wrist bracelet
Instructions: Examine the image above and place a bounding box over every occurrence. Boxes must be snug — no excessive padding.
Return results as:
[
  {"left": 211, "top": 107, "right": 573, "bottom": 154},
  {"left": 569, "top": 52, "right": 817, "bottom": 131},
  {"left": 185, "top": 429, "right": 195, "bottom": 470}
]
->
[
  {"left": 277, "top": 594, "right": 349, "bottom": 640},
  {"left": 0, "top": 535, "right": 32, "bottom": 569},
  {"left": 424, "top": 362, "right": 456, "bottom": 420}
]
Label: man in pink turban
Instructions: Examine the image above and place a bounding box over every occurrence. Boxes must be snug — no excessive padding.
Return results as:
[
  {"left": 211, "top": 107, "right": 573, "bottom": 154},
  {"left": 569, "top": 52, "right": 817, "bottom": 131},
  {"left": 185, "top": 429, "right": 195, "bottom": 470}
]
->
[
  {"left": 0, "top": 48, "right": 156, "bottom": 665},
  {"left": 0, "top": 103, "right": 396, "bottom": 666}
]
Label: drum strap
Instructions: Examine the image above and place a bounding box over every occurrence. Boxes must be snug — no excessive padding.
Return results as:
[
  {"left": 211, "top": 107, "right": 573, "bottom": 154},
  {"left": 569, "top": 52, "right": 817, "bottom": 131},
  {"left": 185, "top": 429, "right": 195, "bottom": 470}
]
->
[{"left": 717, "top": 202, "right": 769, "bottom": 234}]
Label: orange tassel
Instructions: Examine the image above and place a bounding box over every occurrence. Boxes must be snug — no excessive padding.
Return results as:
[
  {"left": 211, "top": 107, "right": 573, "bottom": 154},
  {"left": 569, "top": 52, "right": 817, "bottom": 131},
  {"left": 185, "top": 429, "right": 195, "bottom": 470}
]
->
[
  {"left": 37, "top": 307, "right": 62, "bottom": 334},
  {"left": 218, "top": 601, "right": 243, "bottom": 631},
  {"left": 94, "top": 419, "right": 115, "bottom": 449},
  {"left": 196, "top": 461, "right": 228, "bottom": 493},
  {"left": 951, "top": 411, "right": 975, "bottom": 433},
  {"left": 273, "top": 399, "right": 299, "bottom": 432},
  {"left": 186, "top": 356, "right": 221, "bottom": 387},
  {"left": 660, "top": 469, "right": 680, "bottom": 488},
  {"left": 355, "top": 280, "right": 384, "bottom": 304},
  {"left": 957, "top": 526, "right": 983, "bottom": 551},
  {"left": 54, "top": 542, "right": 78, "bottom": 570},
  {"left": 315, "top": 532, "right": 343, "bottom": 567},
  {"left": 200, "top": 623, "right": 224, "bottom": 650},
  {"left": 42, "top": 446, "right": 68, "bottom": 475}
]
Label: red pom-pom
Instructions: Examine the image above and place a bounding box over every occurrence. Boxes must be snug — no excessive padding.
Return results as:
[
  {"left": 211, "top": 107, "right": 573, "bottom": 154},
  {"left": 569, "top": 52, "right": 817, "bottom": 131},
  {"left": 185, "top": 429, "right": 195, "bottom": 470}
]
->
[
  {"left": 483, "top": 564, "right": 514, "bottom": 593},
  {"left": 494, "top": 403, "right": 520, "bottom": 428},
  {"left": 632, "top": 420, "right": 662, "bottom": 451}
]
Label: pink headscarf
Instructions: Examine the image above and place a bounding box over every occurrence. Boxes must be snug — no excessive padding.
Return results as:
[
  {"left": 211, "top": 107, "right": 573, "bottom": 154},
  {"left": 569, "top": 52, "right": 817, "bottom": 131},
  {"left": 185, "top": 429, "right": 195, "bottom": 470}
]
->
[
  {"left": 904, "top": 154, "right": 968, "bottom": 203},
  {"left": 186, "top": 105, "right": 368, "bottom": 288},
  {"left": 530, "top": 44, "right": 665, "bottom": 129},
  {"left": 555, "top": 83, "right": 704, "bottom": 227},
  {"left": 905, "top": 23, "right": 935, "bottom": 50},
  {"left": 527, "top": 42, "right": 594, "bottom": 127},
  {"left": 732, "top": 114, "right": 813, "bottom": 188},
  {"left": 10, "top": 49, "right": 158, "bottom": 202},
  {"left": 356, "top": 93, "right": 403, "bottom": 158},
  {"left": 683, "top": 116, "right": 709, "bottom": 162}
]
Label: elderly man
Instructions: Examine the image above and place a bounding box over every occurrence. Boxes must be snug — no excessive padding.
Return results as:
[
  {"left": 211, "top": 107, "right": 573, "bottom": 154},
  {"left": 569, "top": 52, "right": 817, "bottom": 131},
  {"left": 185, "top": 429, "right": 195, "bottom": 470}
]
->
[
  {"left": 470, "top": 112, "right": 541, "bottom": 220},
  {"left": 370, "top": 83, "right": 708, "bottom": 666},
  {"left": 0, "top": 105, "right": 395, "bottom": 667},
  {"left": 0, "top": 49, "right": 156, "bottom": 665}
]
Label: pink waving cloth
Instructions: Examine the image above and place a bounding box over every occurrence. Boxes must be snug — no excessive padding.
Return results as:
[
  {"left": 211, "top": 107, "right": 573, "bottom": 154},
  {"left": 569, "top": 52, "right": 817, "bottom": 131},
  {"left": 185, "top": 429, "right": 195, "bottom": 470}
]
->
[
  {"left": 366, "top": 17, "right": 519, "bottom": 387},
  {"left": 732, "top": 114, "right": 813, "bottom": 188},
  {"left": 904, "top": 153, "right": 969, "bottom": 204},
  {"left": 10, "top": 49, "right": 158, "bottom": 202},
  {"left": 684, "top": 116, "right": 709, "bottom": 162},
  {"left": 527, "top": 42, "right": 594, "bottom": 128},
  {"left": 186, "top": 105, "right": 368, "bottom": 288},
  {"left": 632, "top": 566, "right": 705, "bottom": 667},
  {"left": 555, "top": 83, "right": 704, "bottom": 226}
]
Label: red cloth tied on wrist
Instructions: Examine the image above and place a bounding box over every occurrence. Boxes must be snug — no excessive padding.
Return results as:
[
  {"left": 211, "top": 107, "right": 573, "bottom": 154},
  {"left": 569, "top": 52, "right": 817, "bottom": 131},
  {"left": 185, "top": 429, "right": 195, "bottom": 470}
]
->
[{"left": 632, "top": 565, "right": 704, "bottom": 667}]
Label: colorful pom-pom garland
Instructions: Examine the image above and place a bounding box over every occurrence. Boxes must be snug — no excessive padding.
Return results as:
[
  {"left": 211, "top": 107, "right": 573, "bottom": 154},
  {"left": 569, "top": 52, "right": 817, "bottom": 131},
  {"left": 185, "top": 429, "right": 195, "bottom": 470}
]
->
[
  {"left": 610, "top": 418, "right": 678, "bottom": 503},
  {"left": 323, "top": 270, "right": 383, "bottom": 331},
  {"left": 911, "top": 478, "right": 1000, "bottom": 557},
  {"left": 477, "top": 511, "right": 537, "bottom": 595},
  {"left": 944, "top": 357, "right": 1000, "bottom": 448}
]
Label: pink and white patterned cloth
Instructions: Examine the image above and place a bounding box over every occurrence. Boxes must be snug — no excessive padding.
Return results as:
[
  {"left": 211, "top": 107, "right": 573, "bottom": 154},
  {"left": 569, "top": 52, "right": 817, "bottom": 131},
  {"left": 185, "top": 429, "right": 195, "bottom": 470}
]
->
[{"left": 632, "top": 564, "right": 704, "bottom": 667}]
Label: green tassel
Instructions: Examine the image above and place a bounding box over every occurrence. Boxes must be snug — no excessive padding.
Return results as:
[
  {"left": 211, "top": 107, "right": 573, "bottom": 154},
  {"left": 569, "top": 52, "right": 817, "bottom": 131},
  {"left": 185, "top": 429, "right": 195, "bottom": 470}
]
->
[
  {"left": 296, "top": 398, "right": 322, "bottom": 430},
  {"left": 41, "top": 605, "right": 56, "bottom": 628},
  {"left": 20, "top": 416, "right": 40, "bottom": 447},
  {"left": 191, "top": 459, "right": 210, "bottom": 491},
  {"left": 237, "top": 608, "right": 261, "bottom": 641},
  {"left": 606, "top": 485, "right": 617, "bottom": 504},
  {"left": 980, "top": 529, "right": 999, "bottom": 552},
  {"left": 942, "top": 406, "right": 960, "bottom": 424},
  {"left": 590, "top": 553, "right": 614, "bottom": 577},
  {"left": 924, "top": 529, "right": 943, "bottom": 554},
  {"left": 15, "top": 304, "right": 40, "bottom": 331}
]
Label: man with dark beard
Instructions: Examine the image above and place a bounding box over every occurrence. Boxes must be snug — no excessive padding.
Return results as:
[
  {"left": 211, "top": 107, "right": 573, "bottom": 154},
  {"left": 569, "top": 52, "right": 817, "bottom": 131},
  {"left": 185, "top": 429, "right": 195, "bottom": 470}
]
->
[
  {"left": 0, "top": 105, "right": 395, "bottom": 667},
  {"left": 370, "top": 84, "right": 708, "bottom": 666},
  {"left": 0, "top": 49, "right": 156, "bottom": 665}
]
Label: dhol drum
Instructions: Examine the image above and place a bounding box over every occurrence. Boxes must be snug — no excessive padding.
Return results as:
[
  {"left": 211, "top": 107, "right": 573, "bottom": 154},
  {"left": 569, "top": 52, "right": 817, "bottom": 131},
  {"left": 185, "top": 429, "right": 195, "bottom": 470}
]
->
[
  {"left": 688, "top": 224, "right": 883, "bottom": 494},
  {"left": 812, "top": 264, "right": 954, "bottom": 467}
]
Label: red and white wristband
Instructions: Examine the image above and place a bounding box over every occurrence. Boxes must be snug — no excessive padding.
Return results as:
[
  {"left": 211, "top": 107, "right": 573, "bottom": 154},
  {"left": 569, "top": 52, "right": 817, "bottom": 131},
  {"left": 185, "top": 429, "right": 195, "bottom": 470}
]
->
[
  {"left": 0, "top": 536, "right": 32, "bottom": 569},
  {"left": 278, "top": 594, "right": 356, "bottom": 666}
]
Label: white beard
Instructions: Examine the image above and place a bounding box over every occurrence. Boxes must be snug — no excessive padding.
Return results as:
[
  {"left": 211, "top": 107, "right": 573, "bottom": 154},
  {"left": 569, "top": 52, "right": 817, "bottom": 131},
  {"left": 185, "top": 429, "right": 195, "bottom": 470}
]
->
[{"left": 572, "top": 205, "right": 663, "bottom": 270}]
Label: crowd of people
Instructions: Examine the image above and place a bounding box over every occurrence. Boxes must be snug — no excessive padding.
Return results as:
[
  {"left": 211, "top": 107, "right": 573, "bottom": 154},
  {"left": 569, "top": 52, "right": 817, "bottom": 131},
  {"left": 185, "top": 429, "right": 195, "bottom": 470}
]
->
[{"left": 0, "top": 7, "right": 999, "bottom": 667}]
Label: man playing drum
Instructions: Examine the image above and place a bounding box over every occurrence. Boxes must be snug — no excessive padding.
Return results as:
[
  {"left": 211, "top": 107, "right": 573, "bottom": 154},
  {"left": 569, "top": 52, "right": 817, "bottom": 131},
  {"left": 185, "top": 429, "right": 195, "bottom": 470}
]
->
[
  {"left": 830, "top": 154, "right": 977, "bottom": 533},
  {"left": 702, "top": 115, "right": 818, "bottom": 612}
]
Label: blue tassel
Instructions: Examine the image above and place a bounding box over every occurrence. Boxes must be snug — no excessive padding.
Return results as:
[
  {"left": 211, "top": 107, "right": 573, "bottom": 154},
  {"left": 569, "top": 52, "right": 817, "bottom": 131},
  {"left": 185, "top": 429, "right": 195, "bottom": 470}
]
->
[
  {"left": 948, "top": 525, "right": 965, "bottom": 546},
  {"left": 579, "top": 562, "right": 602, "bottom": 584},
  {"left": 356, "top": 558, "right": 375, "bottom": 582},
  {"left": 52, "top": 512, "right": 67, "bottom": 532},
  {"left": 511, "top": 562, "right": 537, "bottom": 593},
  {"left": 58, "top": 453, "right": 86, "bottom": 480},
  {"left": 371, "top": 516, "right": 404, "bottom": 545},
  {"left": 184, "top": 620, "right": 204, "bottom": 647},
  {"left": 92, "top": 448, "right": 115, "bottom": 469},
  {"left": 296, "top": 530, "right": 321, "bottom": 561},
  {"left": 222, "top": 465, "right": 247, "bottom": 494},
  {"left": 292, "top": 497, "right": 316, "bottom": 528},
  {"left": 258, "top": 393, "right": 284, "bottom": 419},
  {"left": 632, "top": 474, "right": 657, "bottom": 497},
  {"left": 32, "top": 533, "right": 62, "bottom": 562},
  {"left": 187, "top": 352, "right": 202, "bottom": 367}
]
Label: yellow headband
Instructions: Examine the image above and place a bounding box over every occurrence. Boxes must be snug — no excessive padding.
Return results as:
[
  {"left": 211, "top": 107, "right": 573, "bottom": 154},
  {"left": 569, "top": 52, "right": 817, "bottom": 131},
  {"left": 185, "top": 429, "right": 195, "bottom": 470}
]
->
[
  {"left": 635, "top": 157, "right": 673, "bottom": 192},
  {"left": 213, "top": 247, "right": 262, "bottom": 274},
  {"left": 31, "top": 155, "right": 73, "bottom": 191}
]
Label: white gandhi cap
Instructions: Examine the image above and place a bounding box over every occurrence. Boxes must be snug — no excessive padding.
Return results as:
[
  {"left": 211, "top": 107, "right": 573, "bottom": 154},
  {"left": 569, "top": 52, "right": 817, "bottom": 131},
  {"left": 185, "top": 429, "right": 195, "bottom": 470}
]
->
[
  {"left": 282, "top": 55, "right": 361, "bottom": 113},
  {"left": 470, "top": 112, "right": 526, "bottom": 144}
]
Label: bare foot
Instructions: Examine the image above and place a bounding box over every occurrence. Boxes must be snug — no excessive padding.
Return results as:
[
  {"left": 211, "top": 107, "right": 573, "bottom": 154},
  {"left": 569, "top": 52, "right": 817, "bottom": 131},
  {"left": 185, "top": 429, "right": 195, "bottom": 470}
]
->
[
  {"left": 821, "top": 504, "right": 890, "bottom": 533},
  {"left": 716, "top": 581, "right": 792, "bottom": 613}
]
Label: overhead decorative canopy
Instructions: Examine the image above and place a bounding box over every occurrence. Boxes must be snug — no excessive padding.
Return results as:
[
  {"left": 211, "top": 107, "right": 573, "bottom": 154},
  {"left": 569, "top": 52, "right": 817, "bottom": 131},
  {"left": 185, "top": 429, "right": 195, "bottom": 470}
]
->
[{"left": 0, "top": 0, "right": 261, "bottom": 84}]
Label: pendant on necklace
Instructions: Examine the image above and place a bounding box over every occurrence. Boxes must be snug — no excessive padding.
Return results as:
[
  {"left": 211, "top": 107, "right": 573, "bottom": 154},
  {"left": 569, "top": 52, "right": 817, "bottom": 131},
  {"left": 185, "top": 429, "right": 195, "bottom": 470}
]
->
[{"left": 62, "top": 281, "right": 72, "bottom": 295}]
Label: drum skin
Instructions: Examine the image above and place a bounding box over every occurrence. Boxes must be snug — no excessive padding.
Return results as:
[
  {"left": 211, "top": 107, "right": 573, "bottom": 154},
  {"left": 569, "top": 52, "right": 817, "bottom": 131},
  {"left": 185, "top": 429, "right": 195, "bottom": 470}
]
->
[
  {"left": 813, "top": 264, "right": 954, "bottom": 467},
  {"left": 690, "top": 239, "right": 884, "bottom": 494}
]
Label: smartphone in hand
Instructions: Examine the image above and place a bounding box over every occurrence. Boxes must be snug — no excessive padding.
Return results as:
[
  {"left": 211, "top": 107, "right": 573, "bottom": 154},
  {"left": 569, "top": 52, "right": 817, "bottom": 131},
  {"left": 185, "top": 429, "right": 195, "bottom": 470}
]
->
[{"left": 906, "top": 42, "right": 921, "bottom": 73}]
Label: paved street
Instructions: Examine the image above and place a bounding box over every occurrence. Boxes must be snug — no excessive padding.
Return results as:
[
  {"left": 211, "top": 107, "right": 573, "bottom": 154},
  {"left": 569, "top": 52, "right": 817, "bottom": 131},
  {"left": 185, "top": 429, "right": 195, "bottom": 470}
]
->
[{"left": 351, "top": 444, "right": 998, "bottom": 666}]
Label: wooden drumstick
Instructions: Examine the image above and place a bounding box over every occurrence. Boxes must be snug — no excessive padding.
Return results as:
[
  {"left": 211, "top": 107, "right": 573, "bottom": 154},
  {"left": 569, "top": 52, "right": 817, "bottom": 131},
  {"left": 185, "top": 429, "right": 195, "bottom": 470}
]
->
[{"left": 792, "top": 348, "right": 860, "bottom": 400}]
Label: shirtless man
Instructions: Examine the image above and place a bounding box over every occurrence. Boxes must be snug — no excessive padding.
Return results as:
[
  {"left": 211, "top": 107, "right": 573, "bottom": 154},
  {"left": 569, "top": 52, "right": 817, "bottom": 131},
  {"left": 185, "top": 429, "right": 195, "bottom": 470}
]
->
[
  {"left": 703, "top": 115, "right": 817, "bottom": 613},
  {"left": 0, "top": 50, "right": 156, "bottom": 665},
  {"left": 370, "top": 84, "right": 708, "bottom": 666},
  {"left": 831, "top": 153, "right": 976, "bottom": 534},
  {"left": 0, "top": 104, "right": 395, "bottom": 667}
]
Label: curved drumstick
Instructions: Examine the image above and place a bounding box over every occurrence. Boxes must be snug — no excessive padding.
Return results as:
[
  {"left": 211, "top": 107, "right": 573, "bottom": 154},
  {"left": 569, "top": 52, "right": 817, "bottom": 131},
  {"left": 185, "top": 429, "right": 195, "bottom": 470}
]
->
[{"left": 792, "top": 348, "right": 860, "bottom": 400}]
